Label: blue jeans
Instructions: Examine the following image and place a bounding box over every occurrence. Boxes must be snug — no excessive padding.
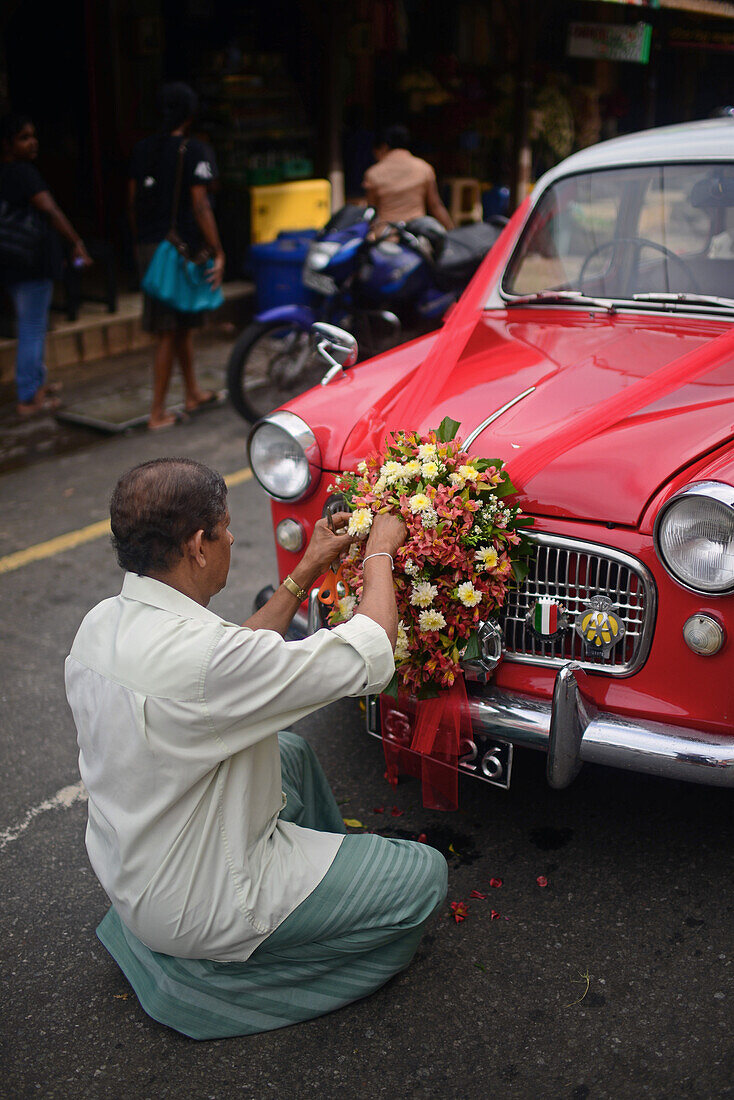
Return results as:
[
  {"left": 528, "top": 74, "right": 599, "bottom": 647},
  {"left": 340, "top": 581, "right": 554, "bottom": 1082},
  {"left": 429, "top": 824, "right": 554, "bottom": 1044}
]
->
[{"left": 6, "top": 279, "right": 54, "bottom": 404}]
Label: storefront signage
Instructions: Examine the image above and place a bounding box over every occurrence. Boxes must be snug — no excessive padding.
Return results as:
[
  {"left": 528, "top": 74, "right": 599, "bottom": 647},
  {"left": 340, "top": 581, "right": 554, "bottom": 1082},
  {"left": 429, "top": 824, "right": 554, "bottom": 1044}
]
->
[{"left": 567, "top": 21, "right": 653, "bottom": 62}]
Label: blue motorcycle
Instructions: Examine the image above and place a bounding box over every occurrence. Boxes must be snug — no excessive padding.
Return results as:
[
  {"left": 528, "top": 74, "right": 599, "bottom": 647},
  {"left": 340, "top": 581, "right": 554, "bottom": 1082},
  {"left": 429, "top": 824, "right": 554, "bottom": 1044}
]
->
[{"left": 227, "top": 205, "right": 505, "bottom": 422}]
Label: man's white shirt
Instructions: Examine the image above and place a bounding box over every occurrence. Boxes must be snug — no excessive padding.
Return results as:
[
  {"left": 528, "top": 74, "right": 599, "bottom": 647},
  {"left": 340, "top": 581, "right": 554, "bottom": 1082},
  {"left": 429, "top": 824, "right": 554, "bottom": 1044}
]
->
[{"left": 65, "top": 572, "right": 394, "bottom": 961}]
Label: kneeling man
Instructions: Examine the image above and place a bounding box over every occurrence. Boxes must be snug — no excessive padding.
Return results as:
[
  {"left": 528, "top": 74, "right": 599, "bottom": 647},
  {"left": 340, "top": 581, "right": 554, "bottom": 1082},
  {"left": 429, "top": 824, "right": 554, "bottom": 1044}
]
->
[{"left": 65, "top": 458, "right": 447, "bottom": 1039}]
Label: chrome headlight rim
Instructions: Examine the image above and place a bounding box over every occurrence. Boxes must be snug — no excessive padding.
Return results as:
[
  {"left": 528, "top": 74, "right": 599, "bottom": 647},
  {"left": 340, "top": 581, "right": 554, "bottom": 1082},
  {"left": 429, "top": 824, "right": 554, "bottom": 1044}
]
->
[
  {"left": 247, "top": 410, "right": 321, "bottom": 502},
  {"left": 654, "top": 480, "right": 734, "bottom": 595}
]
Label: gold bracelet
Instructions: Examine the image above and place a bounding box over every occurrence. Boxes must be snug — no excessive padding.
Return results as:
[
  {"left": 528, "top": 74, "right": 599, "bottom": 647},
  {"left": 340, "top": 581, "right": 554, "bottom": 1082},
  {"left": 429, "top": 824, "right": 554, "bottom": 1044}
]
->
[{"left": 282, "top": 574, "right": 307, "bottom": 602}]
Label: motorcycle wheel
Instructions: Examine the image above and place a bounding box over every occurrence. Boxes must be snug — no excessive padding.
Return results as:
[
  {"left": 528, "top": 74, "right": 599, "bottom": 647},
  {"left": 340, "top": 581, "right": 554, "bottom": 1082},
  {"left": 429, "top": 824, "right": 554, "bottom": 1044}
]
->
[{"left": 226, "top": 320, "right": 327, "bottom": 423}]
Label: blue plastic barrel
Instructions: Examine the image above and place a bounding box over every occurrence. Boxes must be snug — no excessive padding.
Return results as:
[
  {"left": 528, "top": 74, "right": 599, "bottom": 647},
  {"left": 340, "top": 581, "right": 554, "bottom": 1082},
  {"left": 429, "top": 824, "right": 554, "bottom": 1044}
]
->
[{"left": 249, "top": 231, "right": 318, "bottom": 311}]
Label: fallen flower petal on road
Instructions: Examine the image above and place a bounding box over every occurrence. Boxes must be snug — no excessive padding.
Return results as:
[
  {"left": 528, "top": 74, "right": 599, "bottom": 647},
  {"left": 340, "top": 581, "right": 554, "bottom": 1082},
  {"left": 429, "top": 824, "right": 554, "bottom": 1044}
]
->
[
  {"left": 390, "top": 806, "right": 404, "bottom": 817},
  {"left": 343, "top": 818, "right": 363, "bottom": 829},
  {"left": 470, "top": 890, "right": 487, "bottom": 899},
  {"left": 537, "top": 875, "right": 549, "bottom": 887},
  {"left": 490, "top": 910, "right": 501, "bottom": 920},
  {"left": 489, "top": 877, "right": 503, "bottom": 888},
  {"left": 417, "top": 833, "right": 427, "bottom": 843},
  {"left": 450, "top": 901, "right": 468, "bottom": 923}
]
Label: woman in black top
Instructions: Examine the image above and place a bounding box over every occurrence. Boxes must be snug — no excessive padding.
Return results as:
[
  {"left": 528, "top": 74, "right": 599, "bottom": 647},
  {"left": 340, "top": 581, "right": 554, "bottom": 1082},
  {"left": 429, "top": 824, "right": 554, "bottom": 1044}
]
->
[
  {"left": 0, "top": 113, "right": 92, "bottom": 417},
  {"left": 128, "top": 83, "right": 225, "bottom": 430}
]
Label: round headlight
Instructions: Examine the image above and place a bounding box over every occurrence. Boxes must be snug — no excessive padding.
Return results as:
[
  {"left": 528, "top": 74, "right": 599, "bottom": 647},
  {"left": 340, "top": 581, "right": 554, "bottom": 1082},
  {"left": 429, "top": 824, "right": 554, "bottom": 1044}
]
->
[
  {"left": 248, "top": 411, "right": 321, "bottom": 501},
  {"left": 654, "top": 482, "right": 734, "bottom": 594}
]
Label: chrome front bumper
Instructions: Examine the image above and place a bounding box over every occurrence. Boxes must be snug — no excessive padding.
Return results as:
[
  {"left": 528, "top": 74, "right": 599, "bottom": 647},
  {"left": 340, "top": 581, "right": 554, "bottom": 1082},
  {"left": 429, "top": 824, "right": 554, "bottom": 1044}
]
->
[
  {"left": 377, "top": 663, "right": 734, "bottom": 790},
  {"left": 271, "top": 589, "right": 734, "bottom": 790}
]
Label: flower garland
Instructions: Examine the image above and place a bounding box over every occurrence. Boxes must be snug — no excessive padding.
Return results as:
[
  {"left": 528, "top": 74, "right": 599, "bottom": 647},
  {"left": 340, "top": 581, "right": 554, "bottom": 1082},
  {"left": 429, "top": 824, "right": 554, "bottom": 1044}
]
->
[{"left": 327, "top": 417, "right": 535, "bottom": 698}]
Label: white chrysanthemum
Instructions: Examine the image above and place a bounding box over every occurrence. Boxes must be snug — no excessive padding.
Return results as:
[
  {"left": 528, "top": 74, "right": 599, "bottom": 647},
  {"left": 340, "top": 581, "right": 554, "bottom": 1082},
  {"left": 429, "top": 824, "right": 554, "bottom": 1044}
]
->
[
  {"left": 394, "top": 621, "right": 410, "bottom": 662},
  {"left": 357, "top": 460, "right": 368, "bottom": 474},
  {"left": 409, "top": 493, "right": 431, "bottom": 513},
  {"left": 410, "top": 581, "right": 438, "bottom": 608},
  {"left": 347, "top": 542, "right": 361, "bottom": 560},
  {"left": 457, "top": 581, "right": 482, "bottom": 608},
  {"left": 402, "top": 459, "right": 421, "bottom": 478},
  {"left": 475, "top": 546, "right": 499, "bottom": 571},
  {"left": 337, "top": 595, "right": 357, "bottom": 620},
  {"left": 373, "top": 475, "right": 387, "bottom": 493},
  {"left": 417, "top": 443, "right": 437, "bottom": 459},
  {"left": 449, "top": 472, "right": 465, "bottom": 489},
  {"left": 419, "top": 609, "right": 446, "bottom": 632},
  {"left": 421, "top": 508, "right": 438, "bottom": 529},
  {"left": 458, "top": 463, "right": 479, "bottom": 482},
  {"left": 347, "top": 508, "right": 373, "bottom": 537},
  {"left": 421, "top": 460, "right": 443, "bottom": 480},
  {"left": 403, "top": 558, "right": 420, "bottom": 578},
  {"left": 380, "top": 460, "right": 407, "bottom": 485}
]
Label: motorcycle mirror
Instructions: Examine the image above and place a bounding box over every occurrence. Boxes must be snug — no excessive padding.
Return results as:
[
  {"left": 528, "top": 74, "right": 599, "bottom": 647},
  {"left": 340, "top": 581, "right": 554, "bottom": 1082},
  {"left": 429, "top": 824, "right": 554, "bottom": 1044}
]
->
[
  {"left": 363, "top": 206, "right": 375, "bottom": 221},
  {"left": 311, "top": 322, "right": 359, "bottom": 385}
]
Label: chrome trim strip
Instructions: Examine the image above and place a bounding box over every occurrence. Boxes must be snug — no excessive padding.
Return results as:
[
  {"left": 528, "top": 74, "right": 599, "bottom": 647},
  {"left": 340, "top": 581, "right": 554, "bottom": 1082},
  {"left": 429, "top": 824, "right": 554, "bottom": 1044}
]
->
[
  {"left": 387, "top": 668, "right": 734, "bottom": 789},
  {"left": 463, "top": 387, "right": 536, "bottom": 450},
  {"left": 501, "top": 532, "right": 657, "bottom": 677}
]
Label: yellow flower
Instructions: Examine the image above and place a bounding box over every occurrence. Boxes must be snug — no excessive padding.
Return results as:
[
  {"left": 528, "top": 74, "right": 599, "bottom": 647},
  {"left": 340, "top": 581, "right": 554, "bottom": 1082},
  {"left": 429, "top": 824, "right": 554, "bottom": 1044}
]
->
[
  {"left": 421, "top": 460, "right": 441, "bottom": 480},
  {"left": 458, "top": 464, "right": 479, "bottom": 482},
  {"left": 474, "top": 546, "right": 499, "bottom": 571},
  {"left": 347, "top": 508, "right": 373, "bottom": 537},
  {"left": 409, "top": 493, "right": 431, "bottom": 513},
  {"left": 449, "top": 472, "right": 465, "bottom": 489},
  {"left": 418, "top": 443, "right": 437, "bottom": 459},
  {"left": 394, "top": 621, "right": 410, "bottom": 661},
  {"left": 457, "top": 581, "right": 482, "bottom": 608},
  {"left": 402, "top": 458, "right": 421, "bottom": 478}
]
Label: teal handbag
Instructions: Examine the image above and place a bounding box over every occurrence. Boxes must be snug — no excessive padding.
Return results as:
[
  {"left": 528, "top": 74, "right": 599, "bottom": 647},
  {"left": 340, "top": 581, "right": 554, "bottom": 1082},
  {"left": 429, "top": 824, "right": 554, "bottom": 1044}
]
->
[
  {"left": 141, "top": 140, "right": 224, "bottom": 314},
  {"left": 142, "top": 239, "right": 224, "bottom": 313}
]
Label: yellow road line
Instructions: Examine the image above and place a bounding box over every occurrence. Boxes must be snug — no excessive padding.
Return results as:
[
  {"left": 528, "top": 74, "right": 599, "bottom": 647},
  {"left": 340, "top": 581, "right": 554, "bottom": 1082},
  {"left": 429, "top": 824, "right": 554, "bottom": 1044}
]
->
[{"left": 0, "top": 467, "right": 253, "bottom": 576}]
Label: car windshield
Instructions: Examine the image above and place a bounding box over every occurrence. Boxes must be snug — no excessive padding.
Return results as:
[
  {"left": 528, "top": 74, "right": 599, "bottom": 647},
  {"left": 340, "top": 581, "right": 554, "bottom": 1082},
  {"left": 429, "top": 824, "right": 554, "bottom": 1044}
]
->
[{"left": 501, "top": 163, "right": 734, "bottom": 306}]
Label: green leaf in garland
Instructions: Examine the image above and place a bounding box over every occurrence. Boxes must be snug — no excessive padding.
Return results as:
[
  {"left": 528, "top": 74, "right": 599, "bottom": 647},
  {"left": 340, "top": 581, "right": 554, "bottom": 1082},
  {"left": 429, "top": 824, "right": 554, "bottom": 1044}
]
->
[
  {"left": 511, "top": 559, "right": 531, "bottom": 583},
  {"left": 495, "top": 476, "right": 517, "bottom": 498},
  {"left": 383, "top": 671, "right": 399, "bottom": 700},
  {"left": 462, "top": 631, "right": 481, "bottom": 660},
  {"left": 435, "top": 416, "right": 461, "bottom": 442}
]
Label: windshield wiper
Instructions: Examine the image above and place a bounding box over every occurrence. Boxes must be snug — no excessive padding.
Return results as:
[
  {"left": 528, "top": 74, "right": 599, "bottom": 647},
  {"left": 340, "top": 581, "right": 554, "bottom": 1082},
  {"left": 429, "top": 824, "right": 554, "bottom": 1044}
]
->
[
  {"left": 502, "top": 290, "right": 617, "bottom": 313},
  {"left": 631, "top": 292, "right": 734, "bottom": 311}
]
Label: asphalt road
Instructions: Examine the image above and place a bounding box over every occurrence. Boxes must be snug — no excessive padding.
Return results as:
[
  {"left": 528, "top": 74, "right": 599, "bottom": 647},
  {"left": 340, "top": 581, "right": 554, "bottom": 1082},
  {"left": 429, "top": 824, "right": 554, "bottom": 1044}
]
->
[{"left": 1, "top": 396, "right": 732, "bottom": 1100}]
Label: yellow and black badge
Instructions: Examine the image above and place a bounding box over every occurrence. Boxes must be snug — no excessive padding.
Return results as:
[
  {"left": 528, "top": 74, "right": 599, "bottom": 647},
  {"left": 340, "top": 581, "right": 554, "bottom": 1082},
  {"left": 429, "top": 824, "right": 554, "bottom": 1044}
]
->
[{"left": 574, "top": 595, "right": 626, "bottom": 657}]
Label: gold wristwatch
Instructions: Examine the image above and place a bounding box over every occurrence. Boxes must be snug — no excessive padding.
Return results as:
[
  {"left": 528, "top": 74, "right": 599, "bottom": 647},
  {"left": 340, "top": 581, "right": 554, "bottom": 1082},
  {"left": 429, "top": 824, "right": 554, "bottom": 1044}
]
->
[{"left": 282, "top": 574, "right": 307, "bottom": 602}]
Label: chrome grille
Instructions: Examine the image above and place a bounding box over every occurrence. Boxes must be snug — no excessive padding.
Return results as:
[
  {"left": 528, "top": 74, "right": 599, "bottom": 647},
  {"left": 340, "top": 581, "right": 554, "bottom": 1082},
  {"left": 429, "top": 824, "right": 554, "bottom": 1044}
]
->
[{"left": 500, "top": 533, "right": 656, "bottom": 676}]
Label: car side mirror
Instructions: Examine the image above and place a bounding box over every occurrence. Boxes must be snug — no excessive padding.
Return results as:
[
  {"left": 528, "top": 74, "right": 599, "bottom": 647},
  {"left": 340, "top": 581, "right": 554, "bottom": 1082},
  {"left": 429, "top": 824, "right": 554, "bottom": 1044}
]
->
[{"left": 312, "top": 322, "right": 359, "bottom": 385}]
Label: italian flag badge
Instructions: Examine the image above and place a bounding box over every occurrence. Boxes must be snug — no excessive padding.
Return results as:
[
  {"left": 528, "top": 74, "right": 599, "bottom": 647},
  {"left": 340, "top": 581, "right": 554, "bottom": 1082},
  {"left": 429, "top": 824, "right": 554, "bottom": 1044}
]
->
[{"left": 529, "top": 599, "right": 565, "bottom": 637}]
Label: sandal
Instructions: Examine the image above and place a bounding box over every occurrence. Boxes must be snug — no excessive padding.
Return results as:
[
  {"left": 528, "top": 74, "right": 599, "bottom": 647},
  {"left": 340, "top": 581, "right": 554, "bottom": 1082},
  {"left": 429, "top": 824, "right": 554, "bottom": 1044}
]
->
[
  {"left": 147, "top": 413, "right": 179, "bottom": 431},
  {"left": 185, "top": 390, "right": 220, "bottom": 413},
  {"left": 17, "top": 396, "right": 61, "bottom": 419}
]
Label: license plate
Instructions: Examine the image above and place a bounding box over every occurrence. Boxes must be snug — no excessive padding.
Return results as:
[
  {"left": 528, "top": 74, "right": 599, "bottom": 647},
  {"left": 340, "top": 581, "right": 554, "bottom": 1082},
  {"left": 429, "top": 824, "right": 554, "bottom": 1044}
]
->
[{"left": 365, "top": 696, "right": 513, "bottom": 790}]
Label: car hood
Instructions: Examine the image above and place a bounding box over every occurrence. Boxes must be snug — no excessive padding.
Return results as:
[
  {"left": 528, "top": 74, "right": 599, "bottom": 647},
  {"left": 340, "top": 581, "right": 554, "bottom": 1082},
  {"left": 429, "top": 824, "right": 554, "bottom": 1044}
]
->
[{"left": 340, "top": 311, "right": 734, "bottom": 527}]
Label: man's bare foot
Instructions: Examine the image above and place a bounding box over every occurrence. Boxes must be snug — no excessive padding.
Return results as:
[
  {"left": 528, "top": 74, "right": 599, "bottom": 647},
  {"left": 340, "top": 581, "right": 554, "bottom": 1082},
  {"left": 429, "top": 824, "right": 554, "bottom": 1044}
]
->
[{"left": 147, "top": 412, "right": 178, "bottom": 431}]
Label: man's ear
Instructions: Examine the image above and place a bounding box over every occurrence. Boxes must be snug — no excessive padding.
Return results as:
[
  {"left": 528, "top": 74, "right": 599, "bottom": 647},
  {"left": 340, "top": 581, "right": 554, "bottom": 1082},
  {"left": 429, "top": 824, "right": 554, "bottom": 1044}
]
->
[{"left": 185, "top": 529, "right": 207, "bottom": 568}]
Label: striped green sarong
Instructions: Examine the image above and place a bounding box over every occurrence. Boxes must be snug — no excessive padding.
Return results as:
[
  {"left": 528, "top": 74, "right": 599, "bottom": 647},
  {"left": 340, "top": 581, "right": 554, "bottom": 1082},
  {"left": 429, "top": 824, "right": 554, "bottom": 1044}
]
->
[{"left": 96, "top": 731, "right": 448, "bottom": 1040}]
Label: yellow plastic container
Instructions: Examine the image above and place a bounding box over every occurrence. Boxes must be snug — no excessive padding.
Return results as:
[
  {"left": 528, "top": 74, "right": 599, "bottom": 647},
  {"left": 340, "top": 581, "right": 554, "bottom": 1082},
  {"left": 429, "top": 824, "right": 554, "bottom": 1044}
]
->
[{"left": 250, "top": 179, "right": 332, "bottom": 244}]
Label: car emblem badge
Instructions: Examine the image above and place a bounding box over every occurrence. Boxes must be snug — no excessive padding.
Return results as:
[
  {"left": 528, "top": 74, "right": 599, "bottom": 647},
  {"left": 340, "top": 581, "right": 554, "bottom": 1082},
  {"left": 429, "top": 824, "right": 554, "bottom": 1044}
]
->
[
  {"left": 526, "top": 598, "right": 570, "bottom": 640},
  {"left": 575, "top": 595, "right": 626, "bottom": 656}
]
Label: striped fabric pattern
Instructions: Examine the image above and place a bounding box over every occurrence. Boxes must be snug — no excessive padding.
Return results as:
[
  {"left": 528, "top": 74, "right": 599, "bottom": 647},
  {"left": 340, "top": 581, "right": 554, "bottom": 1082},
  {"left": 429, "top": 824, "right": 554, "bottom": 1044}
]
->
[{"left": 96, "top": 731, "right": 448, "bottom": 1040}]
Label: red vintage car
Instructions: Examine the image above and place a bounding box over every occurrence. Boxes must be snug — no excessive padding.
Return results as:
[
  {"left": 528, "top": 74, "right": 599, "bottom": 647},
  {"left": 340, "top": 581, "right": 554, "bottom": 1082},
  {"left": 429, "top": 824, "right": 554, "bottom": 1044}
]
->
[{"left": 247, "top": 118, "right": 734, "bottom": 793}]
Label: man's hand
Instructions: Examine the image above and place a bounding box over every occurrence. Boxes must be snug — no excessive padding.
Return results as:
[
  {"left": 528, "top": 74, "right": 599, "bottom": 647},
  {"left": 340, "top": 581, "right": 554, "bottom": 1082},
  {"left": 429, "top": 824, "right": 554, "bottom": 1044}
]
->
[
  {"left": 300, "top": 513, "right": 354, "bottom": 576},
  {"left": 365, "top": 512, "right": 407, "bottom": 558}
]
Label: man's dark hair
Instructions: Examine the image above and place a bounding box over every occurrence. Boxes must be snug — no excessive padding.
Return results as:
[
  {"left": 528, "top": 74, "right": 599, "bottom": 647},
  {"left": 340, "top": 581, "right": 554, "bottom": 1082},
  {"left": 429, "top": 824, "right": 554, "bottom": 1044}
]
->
[
  {"left": 110, "top": 458, "right": 227, "bottom": 575},
  {"left": 160, "top": 82, "right": 199, "bottom": 132},
  {"left": 379, "top": 124, "right": 410, "bottom": 151},
  {"left": 0, "top": 112, "right": 33, "bottom": 147}
]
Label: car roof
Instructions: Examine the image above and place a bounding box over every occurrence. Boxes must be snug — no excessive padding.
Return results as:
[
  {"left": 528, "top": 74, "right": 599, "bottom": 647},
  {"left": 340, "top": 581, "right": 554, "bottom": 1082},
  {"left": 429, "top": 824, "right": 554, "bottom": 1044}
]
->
[{"left": 536, "top": 118, "right": 734, "bottom": 193}]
